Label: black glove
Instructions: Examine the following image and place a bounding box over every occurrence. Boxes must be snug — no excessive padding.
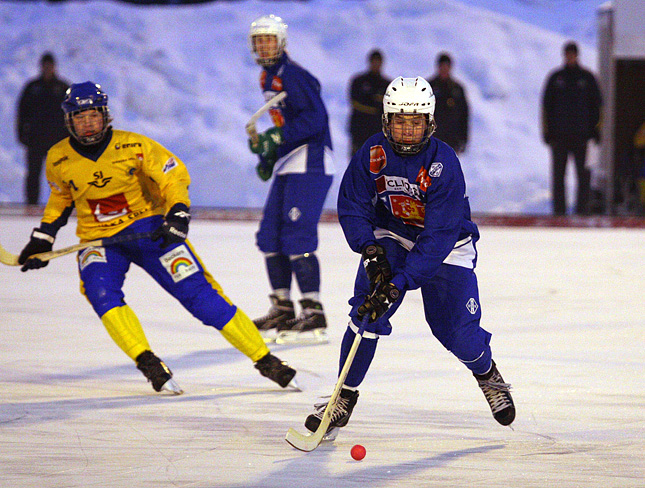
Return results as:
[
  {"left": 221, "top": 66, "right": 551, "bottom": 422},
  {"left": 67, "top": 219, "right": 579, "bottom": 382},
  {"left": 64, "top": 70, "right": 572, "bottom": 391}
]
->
[
  {"left": 361, "top": 244, "right": 392, "bottom": 291},
  {"left": 357, "top": 282, "right": 400, "bottom": 322},
  {"left": 152, "top": 203, "right": 190, "bottom": 249},
  {"left": 592, "top": 127, "right": 601, "bottom": 143},
  {"left": 18, "top": 228, "right": 55, "bottom": 272}
]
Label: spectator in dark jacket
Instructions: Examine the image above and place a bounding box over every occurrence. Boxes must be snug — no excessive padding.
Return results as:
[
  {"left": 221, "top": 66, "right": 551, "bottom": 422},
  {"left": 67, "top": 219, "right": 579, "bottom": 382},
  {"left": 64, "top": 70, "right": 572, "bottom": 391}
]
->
[
  {"left": 16, "top": 52, "right": 69, "bottom": 205},
  {"left": 542, "top": 41, "right": 602, "bottom": 215},
  {"left": 428, "top": 52, "right": 469, "bottom": 154},
  {"left": 348, "top": 49, "right": 391, "bottom": 156}
]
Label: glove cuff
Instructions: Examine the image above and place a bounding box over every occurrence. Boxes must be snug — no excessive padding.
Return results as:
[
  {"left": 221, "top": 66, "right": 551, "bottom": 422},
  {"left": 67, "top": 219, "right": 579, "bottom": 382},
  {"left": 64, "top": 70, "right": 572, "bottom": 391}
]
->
[
  {"left": 167, "top": 203, "right": 191, "bottom": 222},
  {"left": 31, "top": 228, "right": 55, "bottom": 244}
]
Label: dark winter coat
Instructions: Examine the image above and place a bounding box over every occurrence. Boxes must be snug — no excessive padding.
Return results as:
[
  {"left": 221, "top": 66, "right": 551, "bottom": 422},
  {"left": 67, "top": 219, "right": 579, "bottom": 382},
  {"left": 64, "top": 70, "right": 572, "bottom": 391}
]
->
[
  {"left": 428, "top": 76, "right": 469, "bottom": 152},
  {"left": 541, "top": 65, "right": 602, "bottom": 143},
  {"left": 17, "top": 76, "right": 69, "bottom": 150}
]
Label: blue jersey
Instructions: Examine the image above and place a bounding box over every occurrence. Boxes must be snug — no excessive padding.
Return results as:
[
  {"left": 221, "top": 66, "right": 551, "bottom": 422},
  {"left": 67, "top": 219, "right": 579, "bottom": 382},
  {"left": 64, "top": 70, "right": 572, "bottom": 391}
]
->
[
  {"left": 337, "top": 133, "right": 479, "bottom": 291},
  {"left": 260, "top": 53, "right": 334, "bottom": 175}
]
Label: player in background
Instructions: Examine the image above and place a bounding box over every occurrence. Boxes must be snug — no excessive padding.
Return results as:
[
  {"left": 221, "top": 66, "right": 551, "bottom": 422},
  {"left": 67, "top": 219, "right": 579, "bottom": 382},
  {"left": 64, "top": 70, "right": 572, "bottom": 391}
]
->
[
  {"left": 247, "top": 14, "right": 334, "bottom": 345},
  {"left": 18, "top": 81, "right": 297, "bottom": 393},
  {"left": 302, "top": 77, "right": 515, "bottom": 440}
]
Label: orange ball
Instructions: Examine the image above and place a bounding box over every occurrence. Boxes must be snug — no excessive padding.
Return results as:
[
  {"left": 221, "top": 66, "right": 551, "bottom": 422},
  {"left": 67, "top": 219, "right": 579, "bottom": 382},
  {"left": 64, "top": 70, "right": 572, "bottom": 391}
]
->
[{"left": 351, "top": 444, "right": 366, "bottom": 461}]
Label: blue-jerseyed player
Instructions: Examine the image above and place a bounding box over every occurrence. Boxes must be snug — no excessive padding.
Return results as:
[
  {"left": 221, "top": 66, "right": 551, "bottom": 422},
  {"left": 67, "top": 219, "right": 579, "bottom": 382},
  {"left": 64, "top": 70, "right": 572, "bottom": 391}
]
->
[
  {"left": 301, "top": 77, "right": 515, "bottom": 441},
  {"left": 247, "top": 14, "right": 334, "bottom": 345}
]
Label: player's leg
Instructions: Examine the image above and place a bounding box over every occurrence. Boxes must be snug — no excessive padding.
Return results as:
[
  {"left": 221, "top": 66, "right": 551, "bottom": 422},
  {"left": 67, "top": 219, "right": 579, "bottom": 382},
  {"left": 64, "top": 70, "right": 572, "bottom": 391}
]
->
[
  {"left": 133, "top": 226, "right": 296, "bottom": 389},
  {"left": 305, "top": 238, "right": 407, "bottom": 437},
  {"left": 421, "top": 264, "right": 514, "bottom": 425},
  {"left": 275, "top": 173, "right": 333, "bottom": 344},
  {"left": 78, "top": 243, "right": 181, "bottom": 394},
  {"left": 255, "top": 176, "right": 295, "bottom": 339}
]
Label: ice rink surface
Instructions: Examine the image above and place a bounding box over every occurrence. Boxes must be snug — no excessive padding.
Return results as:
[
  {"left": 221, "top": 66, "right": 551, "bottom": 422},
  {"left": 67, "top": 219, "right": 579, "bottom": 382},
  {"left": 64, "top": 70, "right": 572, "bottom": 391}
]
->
[{"left": 1, "top": 216, "right": 643, "bottom": 488}]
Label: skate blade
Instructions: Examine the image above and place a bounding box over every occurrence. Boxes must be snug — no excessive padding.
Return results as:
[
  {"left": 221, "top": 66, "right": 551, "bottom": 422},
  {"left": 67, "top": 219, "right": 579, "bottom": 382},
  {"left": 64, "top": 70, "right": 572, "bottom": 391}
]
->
[
  {"left": 275, "top": 329, "right": 329, "bottom": 345},
  {"left": 286, "top": 378, "right": 302, "bottom": 391},
  {"left": 259, "top": 329, "right": 277, "bottom": 344},
  {"left": 160, "top": 378, "right": 184, "bottom": 395},
  {"left": 322, "top": 427, "right": 339, "bottom": 442}
]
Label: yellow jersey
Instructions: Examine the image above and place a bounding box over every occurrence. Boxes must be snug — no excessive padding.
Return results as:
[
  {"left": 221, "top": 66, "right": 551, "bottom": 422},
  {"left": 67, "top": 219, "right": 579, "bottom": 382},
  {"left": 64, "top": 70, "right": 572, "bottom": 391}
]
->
[{"left": 44, "top": 129, "right": 191, "bottom": 241}]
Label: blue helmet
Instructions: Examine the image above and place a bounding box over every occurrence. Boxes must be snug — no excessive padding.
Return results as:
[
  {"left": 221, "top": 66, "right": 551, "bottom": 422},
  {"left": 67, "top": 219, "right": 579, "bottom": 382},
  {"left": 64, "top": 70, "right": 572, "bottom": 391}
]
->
[{"left": 62, "top": 81, "right": 112, "bottom": 145}]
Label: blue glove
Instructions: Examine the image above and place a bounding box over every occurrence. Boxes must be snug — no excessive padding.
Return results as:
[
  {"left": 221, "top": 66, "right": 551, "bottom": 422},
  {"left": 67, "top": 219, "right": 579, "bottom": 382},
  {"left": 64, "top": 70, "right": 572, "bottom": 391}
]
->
[
  {"left": 18, "top": 228, "right": 55, "bottom": 272},
  {"left": 152, "top": 203, "right": 190, "bottom": 249}
]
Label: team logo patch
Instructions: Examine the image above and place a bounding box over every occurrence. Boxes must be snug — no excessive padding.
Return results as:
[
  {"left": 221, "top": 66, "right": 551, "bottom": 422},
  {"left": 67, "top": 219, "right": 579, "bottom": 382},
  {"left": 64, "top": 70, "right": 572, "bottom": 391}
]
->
[
  {"left": 288, "top": 207, "right": 302, "bottom": 222},
  {"left": 87, "top": 193, "right": 131, "bottom": 222},
  {"left": 369, "top": 145, "right": 387, "bottom": 174},
  {"left": 416, "top": 166, "right": 432, "bottom": 192},
  {"left": 160, "top": 245, "right": 199, "bottom": 283},
  {"left": 466, "top": 298, "right": 479, "bottom": 314},
  {"left": 389, "top": 195, "right": 425, "bottom": 227},
  {"left": 162, "top": 157, "right": 178, "bottom": 173},
  {"left": 79, "top": 247, "right": 107, "bottom": 271},
  {"left": 429, "top": 163, "right": 444, "bottom": 177}
]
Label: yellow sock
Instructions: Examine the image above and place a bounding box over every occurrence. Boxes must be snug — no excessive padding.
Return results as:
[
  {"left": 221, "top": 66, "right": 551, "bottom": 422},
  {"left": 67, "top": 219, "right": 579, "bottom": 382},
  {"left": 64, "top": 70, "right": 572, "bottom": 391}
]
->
[
  {"left": 220, "top": 308, "right": 270, "bottom": 362},
  {"left": 101, "top": 305, "right": 151, "bottom": 360}
]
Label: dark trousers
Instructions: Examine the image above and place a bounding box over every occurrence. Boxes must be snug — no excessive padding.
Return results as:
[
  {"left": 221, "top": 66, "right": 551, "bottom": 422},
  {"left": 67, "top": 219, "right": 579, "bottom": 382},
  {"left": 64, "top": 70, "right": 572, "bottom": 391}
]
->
[
  {"left": 25, "top": 146, "right": 47, "bottom": 205},
  {"left": 550, "top": 139, "right": 590, "bottom": 215}
]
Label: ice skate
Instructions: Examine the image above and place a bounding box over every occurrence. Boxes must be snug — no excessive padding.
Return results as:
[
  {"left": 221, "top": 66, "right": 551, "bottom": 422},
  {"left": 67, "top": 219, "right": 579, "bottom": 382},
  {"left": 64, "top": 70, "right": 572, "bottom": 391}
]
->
[
  {"left": 135, "top": 350, "right": 183, "bottom": 395},
  {"left": 254, "top": 353, "right": 298, "bottom": 389},
  {"left": 474, "top": 360, "right": 515, "bottom": 426},
  {"left": 304, "top": 387, "right": 359, "bottom": 440},
  {"left": 276, "top": 298, "right": 328, "bottom": 345},
  {"left": 253, "top": 294, "right": 295, "bottom": 343}
]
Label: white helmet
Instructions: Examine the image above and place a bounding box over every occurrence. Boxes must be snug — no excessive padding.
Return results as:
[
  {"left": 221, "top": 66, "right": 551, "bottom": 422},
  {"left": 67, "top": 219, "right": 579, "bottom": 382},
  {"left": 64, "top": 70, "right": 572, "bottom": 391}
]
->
[
  {"left": 249, "top": 14, "right": 287, "bottom": 67},
  {"left": 382, "top": 76, "right": 436, "bottom": 155}
]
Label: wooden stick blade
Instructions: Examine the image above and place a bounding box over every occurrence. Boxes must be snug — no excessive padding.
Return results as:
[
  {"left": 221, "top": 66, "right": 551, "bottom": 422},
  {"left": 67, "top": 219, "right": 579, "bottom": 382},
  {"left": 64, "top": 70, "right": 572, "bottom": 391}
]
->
[{"left": 285, "top": 427, "right": 326, "bottom": 452}]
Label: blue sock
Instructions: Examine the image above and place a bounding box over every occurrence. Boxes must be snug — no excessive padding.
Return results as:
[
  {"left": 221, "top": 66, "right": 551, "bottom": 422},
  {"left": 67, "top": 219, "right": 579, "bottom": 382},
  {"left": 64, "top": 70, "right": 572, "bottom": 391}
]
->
[
  {"left": 266, "top": 253, "right": 292, "bottom": 291},
  {"left": 290, "top": 253, "right": 320, "bottom": 295},
  {"left": 339, "top": 325, "right": 378, "bottom": 388}
]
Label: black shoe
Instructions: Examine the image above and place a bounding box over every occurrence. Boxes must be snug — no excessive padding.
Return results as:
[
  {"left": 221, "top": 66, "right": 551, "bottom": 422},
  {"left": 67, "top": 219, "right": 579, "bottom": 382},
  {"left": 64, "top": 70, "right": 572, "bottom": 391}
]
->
[
  {"left": 276, "top": 299, "right": 328, "bottom": 344},
  {"left": 253, "top": 295, "right": 295, "bottom": 336},
  {"left": 305, "top": 387, "right": 359, "bottom": 434},
  {"left": 474, "top": 360, "right": 515, "bottom": 426},
  {"left": 254, "top": 353, "right": 297, "bottom": 388},
  {"left": 135, "top": 350, "right": 182, "bottom": 394}
]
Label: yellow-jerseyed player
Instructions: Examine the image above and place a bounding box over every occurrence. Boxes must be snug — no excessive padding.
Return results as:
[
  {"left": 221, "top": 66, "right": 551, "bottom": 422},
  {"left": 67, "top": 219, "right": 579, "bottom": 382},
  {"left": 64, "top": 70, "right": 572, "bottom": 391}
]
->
[{"left": 18, "top": 81, "right": 297, "bottom": 393}]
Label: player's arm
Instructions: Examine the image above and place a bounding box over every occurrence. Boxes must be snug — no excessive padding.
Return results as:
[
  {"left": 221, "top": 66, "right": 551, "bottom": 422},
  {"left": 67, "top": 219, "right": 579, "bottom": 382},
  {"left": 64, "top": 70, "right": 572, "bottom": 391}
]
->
[
  {"left": 280, "top": 73, "right": 327, "bottom": 143},
  {"left": 141, "top": 137, "right": 192, "bottom": 248},
  {"left": 19, "top": 150, "right": 75, "bottom": 271},
  {"left": 391, "top": 159, "right": 465, "bottom": 292},
  {"left": 337, "top": 147, "right": 378, "bottom": 253}
]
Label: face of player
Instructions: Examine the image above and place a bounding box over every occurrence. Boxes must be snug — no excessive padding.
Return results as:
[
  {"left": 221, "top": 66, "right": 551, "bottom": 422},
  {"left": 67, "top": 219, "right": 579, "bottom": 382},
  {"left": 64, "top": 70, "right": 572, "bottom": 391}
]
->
[
  {"left": 253, "top": 34, "right": 280, "bottom": 62},
  {"left": 72, "top": 109, "right": 104, "bottom": 140},
  {"left": 391, "top": 113, "right": 427, "bottom": 145}
]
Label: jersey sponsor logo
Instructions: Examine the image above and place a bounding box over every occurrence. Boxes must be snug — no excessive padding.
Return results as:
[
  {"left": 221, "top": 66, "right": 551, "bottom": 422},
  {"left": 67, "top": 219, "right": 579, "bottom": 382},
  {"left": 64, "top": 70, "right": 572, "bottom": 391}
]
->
[
  {"left": 416, "top": 166, "right": 432, "bottom": 192},
  {"left": 270, "top": 77, "right": 283, "bottom": 92},
  {"left": 79, "top": 246, "right": 107, "bottom": 271},
  {"left": 162, "top": 157, "right": 178, "bottom": 173},
  {"left": 375, "top": 175, "right": 420, "bottom": 199},
  {"left": 88, "top": 171, "right": 112, "bottom": 188},
  {"left": 159, "top": 245, "right": 199, "bottom": 283},
  {"left": 48, "top": 180, "right": 62, "bottom": 193},
  {"left": 466, "top": 297, "right": 479, "bottom": 314},
  {"left": 429, "top": 163, "right": 443, "bottom": 177},
  {"left": 87, "top": 193, "right": 131, "bottom": 222},
  {"left": 52, "top": 155, "right": 68, "bottom": 167},
  {"left": 114, "top": 142, "right": 142, "bottom": 150},
  {"left": 369, "top": 145, "right": 387, "bottom": 174},
  {"left": 389, "top": 194, "right": 425, "bottom": 227}
]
